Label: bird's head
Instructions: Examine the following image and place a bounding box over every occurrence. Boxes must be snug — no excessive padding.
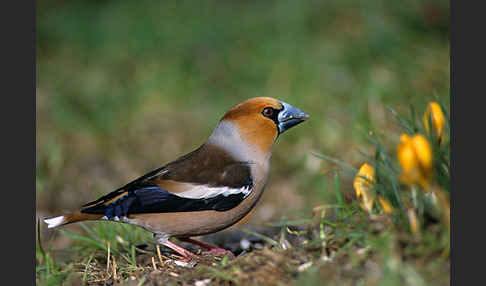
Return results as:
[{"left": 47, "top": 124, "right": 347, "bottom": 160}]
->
[{"left": 210, "top": 97, "right": 309, "bottom": 157}]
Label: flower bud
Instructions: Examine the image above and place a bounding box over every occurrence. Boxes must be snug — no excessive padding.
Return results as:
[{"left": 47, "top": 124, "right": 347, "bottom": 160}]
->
[
  {"left": 353, "top": 163, "right": 375, "bottom": 212},
  {"left": 423, "top": 102, "right": 445, "bottom": 144}
]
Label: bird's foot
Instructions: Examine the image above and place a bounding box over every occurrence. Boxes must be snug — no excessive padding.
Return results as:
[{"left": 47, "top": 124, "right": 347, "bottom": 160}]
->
[
  {"left": 202, "top": 247, "right": 235, "bottom": 258},
  {"left": 162, "top": 240, "right": 200, "bottom": 261},
  {"left": 179, "top": 237, "right": 235, "bottom": 258}
]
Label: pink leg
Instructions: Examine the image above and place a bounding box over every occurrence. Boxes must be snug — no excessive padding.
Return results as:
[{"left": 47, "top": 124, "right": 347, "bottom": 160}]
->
[
  {"left": 179, "top": 238, "right": 235, "bottom": 258},
  {"left": 162, "top": 240, "right": 200, "bottom": 260}
]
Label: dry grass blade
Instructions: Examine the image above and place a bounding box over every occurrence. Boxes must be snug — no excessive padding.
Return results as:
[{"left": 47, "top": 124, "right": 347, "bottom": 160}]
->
[
  {"left": 112, "top": 255, "right": 118, "bottom": 281},
  {"left": 106, "top": 241, "right": 111, "bottom": 274},
  {"left": 152, "top": 257, "right": 157, "bottom": 271},
  {"left": 156, "top": 245, "right": 165, "bottom": 265}
]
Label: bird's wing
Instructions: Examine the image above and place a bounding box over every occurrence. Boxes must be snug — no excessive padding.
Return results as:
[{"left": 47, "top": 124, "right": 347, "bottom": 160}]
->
[{"left": 81, "top": 144, "right": 254, "bottom": 217}]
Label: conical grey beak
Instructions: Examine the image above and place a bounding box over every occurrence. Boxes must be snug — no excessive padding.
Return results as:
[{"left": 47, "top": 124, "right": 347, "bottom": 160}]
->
[{"left": 277, "top": 101, "right": 309, "bottom": 134}]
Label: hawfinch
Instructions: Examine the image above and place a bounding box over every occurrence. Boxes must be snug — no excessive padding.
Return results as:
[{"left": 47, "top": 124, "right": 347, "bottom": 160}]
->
[{"left": 44, "top": 97, "right": 309, "bottom": 259}]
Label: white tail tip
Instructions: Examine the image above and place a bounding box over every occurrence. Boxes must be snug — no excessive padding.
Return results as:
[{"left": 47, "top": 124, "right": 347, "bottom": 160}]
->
[{"left": 44, "top": 216, "right": 66, "bottom": 228}]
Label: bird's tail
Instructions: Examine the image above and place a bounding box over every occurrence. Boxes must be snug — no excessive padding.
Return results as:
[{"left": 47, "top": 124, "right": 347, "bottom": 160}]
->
[{"left": 44, "top": 212, "right": 104, "bottom": 228}]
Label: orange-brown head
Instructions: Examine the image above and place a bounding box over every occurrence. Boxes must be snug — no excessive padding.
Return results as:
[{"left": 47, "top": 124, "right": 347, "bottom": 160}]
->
[{"left": 214, "top": 97, "right": 309, "bottom": 156}]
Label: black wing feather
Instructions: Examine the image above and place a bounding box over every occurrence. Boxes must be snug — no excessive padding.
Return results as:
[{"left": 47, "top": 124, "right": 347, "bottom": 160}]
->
[{"left": 81, "top": 185, "right": 250, "bottom": 218}]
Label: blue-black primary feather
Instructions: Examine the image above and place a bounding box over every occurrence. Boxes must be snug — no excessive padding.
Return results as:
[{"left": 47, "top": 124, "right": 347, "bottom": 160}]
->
[{"left": 81, "top": 184, "right": 251, "bottom": 218}]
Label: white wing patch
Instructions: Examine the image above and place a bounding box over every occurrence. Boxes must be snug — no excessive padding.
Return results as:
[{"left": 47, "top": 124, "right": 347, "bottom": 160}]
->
[{"left": 175, "top": 184, "right": 252, "bottom": 200}]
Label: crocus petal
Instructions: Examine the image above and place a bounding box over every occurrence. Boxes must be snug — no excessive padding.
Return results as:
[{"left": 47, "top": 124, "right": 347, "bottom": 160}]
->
[
  {"left": 397, "top": 134, "right": 433, "bottom": 188},
  {"left": 378, "top": 196, "right": 393, "bottom": 214}
]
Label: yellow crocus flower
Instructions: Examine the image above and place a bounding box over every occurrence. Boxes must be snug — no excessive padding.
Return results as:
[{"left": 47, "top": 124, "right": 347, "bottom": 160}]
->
[
  {"left": 353, "top": 163, "right": 375, "bottom": 213},
  {"left": 423, "top": 102, "right": 445, "bottom": 144},
  {"left": 397, "top": 134, "right": 433, "bottom": 188}
]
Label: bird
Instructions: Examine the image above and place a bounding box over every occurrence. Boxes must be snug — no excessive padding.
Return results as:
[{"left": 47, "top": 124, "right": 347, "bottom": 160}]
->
[{"left": 44, "top": 97, "right": 309, "bottom": 259}]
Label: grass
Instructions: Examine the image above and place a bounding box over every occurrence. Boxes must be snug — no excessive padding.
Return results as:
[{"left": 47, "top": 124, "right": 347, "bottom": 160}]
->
[{"left": 36, "top": 0, "right": 449, "bottom": 285}]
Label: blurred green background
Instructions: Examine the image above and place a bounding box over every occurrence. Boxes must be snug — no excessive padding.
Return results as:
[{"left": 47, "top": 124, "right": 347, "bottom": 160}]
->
[{"left": 36, "top": 0, "right": 449, "bottom": 234}]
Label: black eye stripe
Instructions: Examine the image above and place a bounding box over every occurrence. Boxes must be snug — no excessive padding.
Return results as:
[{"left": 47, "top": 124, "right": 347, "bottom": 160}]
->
[{"left": 261, "top": 107, "right": 281, "bottom": 128}]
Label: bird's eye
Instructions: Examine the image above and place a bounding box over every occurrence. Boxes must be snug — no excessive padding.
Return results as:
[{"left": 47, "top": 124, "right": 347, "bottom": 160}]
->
[{"left": 262, "top": 107, "right": 274, "bottom": 118}]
